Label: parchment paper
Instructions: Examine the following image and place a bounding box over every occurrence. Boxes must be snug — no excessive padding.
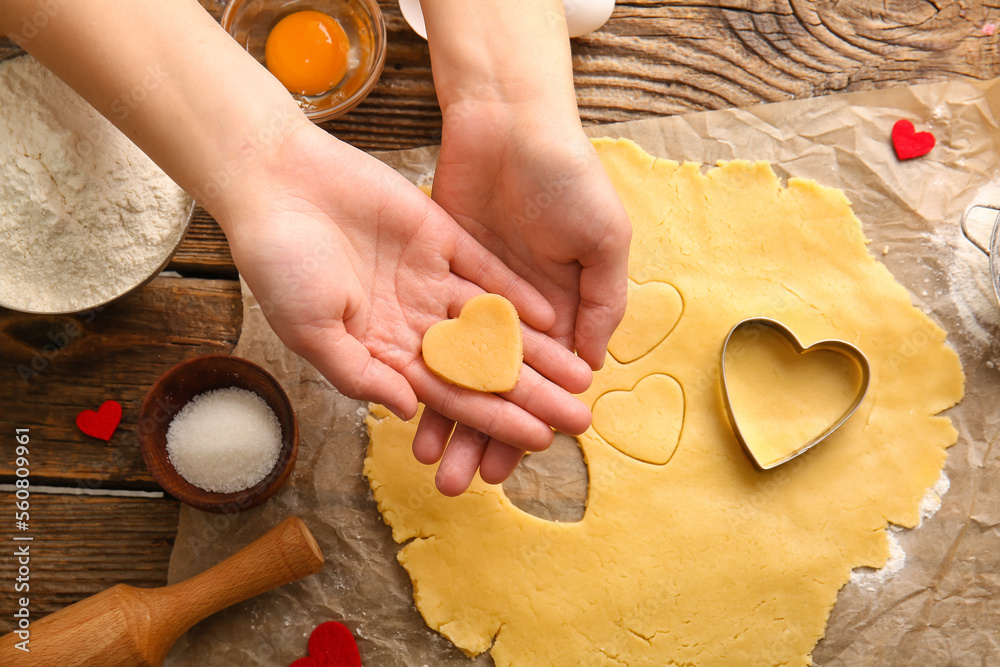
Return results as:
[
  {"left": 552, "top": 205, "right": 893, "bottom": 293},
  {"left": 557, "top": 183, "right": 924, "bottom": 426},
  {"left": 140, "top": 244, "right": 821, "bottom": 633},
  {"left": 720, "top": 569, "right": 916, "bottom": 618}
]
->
[{"left": 165, "top": 79, "right": 1000, "bottom": 666}]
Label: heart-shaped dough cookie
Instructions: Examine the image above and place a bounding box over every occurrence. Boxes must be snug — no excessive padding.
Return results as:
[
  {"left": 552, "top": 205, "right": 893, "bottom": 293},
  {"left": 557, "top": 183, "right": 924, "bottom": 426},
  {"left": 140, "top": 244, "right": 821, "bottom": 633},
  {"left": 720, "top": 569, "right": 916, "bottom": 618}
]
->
[
  {"left": 608, "top": 279, "right": 683, "bottom": 363},
  {"left": 721, "top": 318, "right": 869, "bottom": 470},
  {"left": 422, "top": 293, "right": 523, "bottom": 393},
  {"left": 592, "top": 373, "right": 684, "bottom": 465}
]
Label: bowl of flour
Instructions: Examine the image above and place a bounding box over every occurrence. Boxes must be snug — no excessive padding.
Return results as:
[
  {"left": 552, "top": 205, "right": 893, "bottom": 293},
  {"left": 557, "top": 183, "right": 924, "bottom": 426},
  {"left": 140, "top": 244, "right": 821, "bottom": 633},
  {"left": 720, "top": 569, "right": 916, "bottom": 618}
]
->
[{"left": 0, "top": 56, "right": 193, "bottom": 314}]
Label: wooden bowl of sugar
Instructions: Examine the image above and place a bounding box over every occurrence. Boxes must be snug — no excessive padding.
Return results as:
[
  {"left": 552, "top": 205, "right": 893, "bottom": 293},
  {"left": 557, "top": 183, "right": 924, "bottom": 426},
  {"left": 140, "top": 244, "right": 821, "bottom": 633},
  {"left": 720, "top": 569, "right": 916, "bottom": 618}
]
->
[{"left": 139, "top": 354, "right": 298, "bottom": 513}]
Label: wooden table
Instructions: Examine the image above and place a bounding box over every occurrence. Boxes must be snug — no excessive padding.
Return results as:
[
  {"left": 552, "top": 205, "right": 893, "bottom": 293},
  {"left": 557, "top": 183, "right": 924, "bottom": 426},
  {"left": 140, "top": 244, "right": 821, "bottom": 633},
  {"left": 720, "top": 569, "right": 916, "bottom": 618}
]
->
[{"left": 2, "top": 0, "right": 997, "bottom": 637}]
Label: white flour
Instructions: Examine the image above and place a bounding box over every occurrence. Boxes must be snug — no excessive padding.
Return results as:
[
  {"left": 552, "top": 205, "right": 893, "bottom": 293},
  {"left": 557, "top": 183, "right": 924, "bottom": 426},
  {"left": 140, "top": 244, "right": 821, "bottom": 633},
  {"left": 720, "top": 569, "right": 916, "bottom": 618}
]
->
[
  {"left": 849, "top": 530, "right": 907, "bottom": 592},
  {"left": 844, "top": 182, "right": 993, "bottom": 592},
  {"left": 849, "top": 470, "right": 950, "bottom": 591},
  {"left": 930, "top": 182, "right": 1000, "bottom": 358},
  {"left": 0, "top": 56, "right": 190, "bottom": 312}
]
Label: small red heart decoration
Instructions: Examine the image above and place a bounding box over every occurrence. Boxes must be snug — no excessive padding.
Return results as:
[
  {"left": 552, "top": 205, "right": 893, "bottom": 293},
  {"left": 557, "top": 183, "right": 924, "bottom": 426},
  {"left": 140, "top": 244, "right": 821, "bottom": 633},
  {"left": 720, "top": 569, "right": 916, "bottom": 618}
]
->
[
  {"left": 891, "top": 119, "right": 935, "bottom": 160},
  {"left": 76, "top": 400, "right": 122, "bottom": 441},
  {"left": 289, "top": 621, "right": 361, "bottom": 667}
]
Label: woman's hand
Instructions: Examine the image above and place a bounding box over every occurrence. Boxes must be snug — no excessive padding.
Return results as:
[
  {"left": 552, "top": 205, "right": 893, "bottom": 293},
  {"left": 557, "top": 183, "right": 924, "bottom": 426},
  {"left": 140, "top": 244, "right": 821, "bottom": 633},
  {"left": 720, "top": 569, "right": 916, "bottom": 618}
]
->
[
  {"left": 410, "top": 103, "right": 631, "bottom": 493},
  {"left": 434, "top": 102, "right": 632, "bottom": 367},
  {"left": 2, "top": 0, "right": 607, "bottom": 494},
  {"left": 217, "top": 123, "right": 594, "bottom": 490},
  {"left": 412, "top": 0, "right": 632, "bottom": 491}
]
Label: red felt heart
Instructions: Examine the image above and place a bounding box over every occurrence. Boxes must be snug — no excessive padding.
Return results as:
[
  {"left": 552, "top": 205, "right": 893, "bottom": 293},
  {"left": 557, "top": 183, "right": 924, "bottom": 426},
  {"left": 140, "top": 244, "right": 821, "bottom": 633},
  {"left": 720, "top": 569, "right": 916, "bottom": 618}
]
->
[
  {"left": 891, "top": 119, "right": 935, "bottom": 160},
  {"left": 289, "top": 621, "right": 361, "bottom": 667},
  {"left": 75, "top": 400, "right": 122, "bottom": 441}
]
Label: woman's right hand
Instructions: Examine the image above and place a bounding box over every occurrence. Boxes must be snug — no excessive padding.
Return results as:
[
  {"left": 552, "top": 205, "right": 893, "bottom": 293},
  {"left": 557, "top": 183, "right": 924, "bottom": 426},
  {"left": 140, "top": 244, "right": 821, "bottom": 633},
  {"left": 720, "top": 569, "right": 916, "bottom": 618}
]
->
[{"left": 217, "top": 123, "right": 594, "bottom": 489}]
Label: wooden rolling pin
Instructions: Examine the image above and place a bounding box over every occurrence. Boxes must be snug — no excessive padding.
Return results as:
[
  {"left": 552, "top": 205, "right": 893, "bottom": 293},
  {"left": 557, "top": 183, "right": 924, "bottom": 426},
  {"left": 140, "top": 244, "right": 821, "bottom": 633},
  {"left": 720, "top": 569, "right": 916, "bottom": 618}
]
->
[{"left": 0, "top": 516, "right": 324, "bottom": 666}]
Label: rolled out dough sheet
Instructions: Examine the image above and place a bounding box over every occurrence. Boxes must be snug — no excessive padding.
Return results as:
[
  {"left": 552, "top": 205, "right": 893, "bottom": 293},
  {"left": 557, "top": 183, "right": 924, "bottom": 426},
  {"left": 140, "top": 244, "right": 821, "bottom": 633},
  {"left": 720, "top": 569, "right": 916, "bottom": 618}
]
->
[{"left": 364, "top": 139, "right": 965, "bottom": 665}]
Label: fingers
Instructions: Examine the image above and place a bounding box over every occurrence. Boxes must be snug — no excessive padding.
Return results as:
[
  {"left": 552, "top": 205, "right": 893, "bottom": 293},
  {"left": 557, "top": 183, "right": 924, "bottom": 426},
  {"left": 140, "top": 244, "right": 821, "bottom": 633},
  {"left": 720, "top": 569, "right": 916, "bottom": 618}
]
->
[
  {"left": 502, "top": 363, "right": 591, "bottom": 436},
  {"left": 435, "top": 428, "right": 526, "bottom": 494},
  {"left": 478, "top": 441, "right": 525, "bottom": 485},
  {"left": 406, "top": 360, "right": 555, "bottom": 451},
  {"left": 301, "top": 326, "right": 418, "bottom": 420},
  {"left": 522, "top": 324, "right": 592, "bottom": 395},
  {"left": 414, "top": 407, "right": 524, "bottom": 493},
  {"left": 407, "top": 282, "right": 590, "bottom": 454},
  {"left": 405, "top": 353, "right": 586, "bottom": 496},
  {"left": 576, "top": 235, "right": 631, "bottom": 370},
  {"left": 434, "top": 424, "right": 491, "bottom": 496},
  {"left": 412, "top": 407, "right": 455, "bottom": 464},
  {"left": 406, "top": 333, "right": 590, "bottom": 451},
  {"left": 449, "top": 230, "right": 556, "bottom": 333}
]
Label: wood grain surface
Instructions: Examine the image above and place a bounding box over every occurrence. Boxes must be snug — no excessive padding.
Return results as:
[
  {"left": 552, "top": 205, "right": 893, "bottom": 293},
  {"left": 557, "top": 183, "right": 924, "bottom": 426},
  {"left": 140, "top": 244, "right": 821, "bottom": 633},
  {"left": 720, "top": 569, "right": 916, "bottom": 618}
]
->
[
  {"left": 0, "top": 494, "right": 179, "bottom": 631},
  {"left": 0, "top": 277, "right": 242, "bottom": 489},
  {"left": 169, "top": 209, "right": 236, "bottom": 279},
  {"left": 3, "top": 0, "right": 1000, "bottom": 650},
  {"left": 175, "top": 0, "right": 1000, "bottom": 279}
]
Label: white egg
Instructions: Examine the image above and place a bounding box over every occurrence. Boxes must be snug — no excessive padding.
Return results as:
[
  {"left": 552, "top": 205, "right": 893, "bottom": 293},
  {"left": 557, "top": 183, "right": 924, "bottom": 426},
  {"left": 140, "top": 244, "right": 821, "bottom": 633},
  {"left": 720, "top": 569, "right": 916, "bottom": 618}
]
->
[
  {"left": 398, "top": 0, "right": 615, "bottom": 40},
  {"left": 564, "top": 0, "right": 616, "bottom": 38},
  {"left": 398, "top": 0, "right": 428, "bottom": 39}
]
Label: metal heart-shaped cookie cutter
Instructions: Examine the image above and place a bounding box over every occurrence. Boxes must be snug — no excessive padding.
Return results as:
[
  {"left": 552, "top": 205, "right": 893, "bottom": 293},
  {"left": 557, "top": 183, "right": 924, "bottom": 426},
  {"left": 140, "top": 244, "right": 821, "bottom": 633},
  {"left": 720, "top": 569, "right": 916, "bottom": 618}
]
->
[{"left": 720, "top": 317, "right": 871, "bottom": 470}]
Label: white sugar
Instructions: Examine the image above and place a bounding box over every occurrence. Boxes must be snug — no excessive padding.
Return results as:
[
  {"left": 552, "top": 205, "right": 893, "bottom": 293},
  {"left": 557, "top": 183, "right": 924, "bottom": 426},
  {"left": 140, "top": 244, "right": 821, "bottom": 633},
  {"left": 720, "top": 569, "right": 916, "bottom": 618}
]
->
[{"left": 166, "top": 387, "right": 282, "bottom": 493}]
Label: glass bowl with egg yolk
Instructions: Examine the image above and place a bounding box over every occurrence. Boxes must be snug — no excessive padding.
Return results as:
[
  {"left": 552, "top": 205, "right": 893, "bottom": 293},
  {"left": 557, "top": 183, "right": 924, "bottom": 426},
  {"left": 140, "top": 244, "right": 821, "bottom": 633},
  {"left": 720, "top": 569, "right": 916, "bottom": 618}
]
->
[{"left": 222, "top": 0, "right": 386, "bottom": 122}]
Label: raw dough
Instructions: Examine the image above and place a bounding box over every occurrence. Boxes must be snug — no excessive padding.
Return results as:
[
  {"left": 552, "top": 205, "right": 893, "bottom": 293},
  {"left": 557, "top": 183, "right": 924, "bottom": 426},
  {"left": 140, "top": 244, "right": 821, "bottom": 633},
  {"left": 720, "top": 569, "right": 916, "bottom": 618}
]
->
[
  {"left": 365, "top": 139, "right": 964, "bottom": 665},
  {"left": 724, "top": 323, "right": 866, "bottom": 468},
  {"left": 607, "top": 279, "right": 683, "bottom": 363},
  {"left": 592, "top": 373, "right": 683, "bottom": 465},
  {"left": 422, "top": 293, "right": 523, "bottom": 393}
]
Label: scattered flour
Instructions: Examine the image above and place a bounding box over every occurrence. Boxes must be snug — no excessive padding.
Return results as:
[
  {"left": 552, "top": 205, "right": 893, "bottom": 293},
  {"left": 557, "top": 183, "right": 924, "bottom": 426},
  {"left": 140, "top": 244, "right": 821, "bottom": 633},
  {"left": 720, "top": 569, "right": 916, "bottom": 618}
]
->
[
  {"left": 166, "top": 387, "right": 283, "bottom": 494},
  {"left": 848, "top": 470, "right": 950, "bottom": 591},
  {"left": 918, "top": 470, "right": 951, "bottom": 524},
  {"left": 930, "top": 182, "right": 1000, "bottom": 358},
  {"left": 0, "top": 56, "right": 191, "bottom": 312},
  {"left": 850, "top": 530, "right": 907, "bottom": 592},
  {"left": 845, "top": 183, "right": 989, "bottom": 592}
]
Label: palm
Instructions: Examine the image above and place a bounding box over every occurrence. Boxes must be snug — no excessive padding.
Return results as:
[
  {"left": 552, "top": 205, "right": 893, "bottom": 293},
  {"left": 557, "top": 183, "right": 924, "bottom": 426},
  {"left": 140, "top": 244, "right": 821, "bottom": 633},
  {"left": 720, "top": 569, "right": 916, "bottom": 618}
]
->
[
  {"left": 222, "top": 125, "right": 592, "bottom": 485},
  {"left": 433, "top": 104, "right": 632, "bottom": 366},
  {"left": 402, "top": 105, "right": 631, "bottom": 493}
]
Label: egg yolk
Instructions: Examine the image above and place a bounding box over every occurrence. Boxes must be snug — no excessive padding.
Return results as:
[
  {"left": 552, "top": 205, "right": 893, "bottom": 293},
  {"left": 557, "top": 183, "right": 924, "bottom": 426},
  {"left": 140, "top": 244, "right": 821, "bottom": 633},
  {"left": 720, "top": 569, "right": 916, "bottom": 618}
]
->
[{"left": 265, "top": 10, "right": 350, "bottom": 96}]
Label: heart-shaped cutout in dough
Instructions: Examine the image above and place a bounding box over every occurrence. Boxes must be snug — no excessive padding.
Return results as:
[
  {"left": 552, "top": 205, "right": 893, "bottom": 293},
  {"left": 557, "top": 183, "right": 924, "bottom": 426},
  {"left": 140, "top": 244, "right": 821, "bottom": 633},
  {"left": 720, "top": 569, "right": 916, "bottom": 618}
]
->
[
  {"left": 422, "top": 293, "right": 523, "bottom": 393},
  {"left": 721, "top": 318, "right": 870, "bottom": 470},
  {"left": 592, "top": 373, "right": 684, "bottom": 465},
  {"left": 608, "top": 279, "right": 683, "bottom": 363}
]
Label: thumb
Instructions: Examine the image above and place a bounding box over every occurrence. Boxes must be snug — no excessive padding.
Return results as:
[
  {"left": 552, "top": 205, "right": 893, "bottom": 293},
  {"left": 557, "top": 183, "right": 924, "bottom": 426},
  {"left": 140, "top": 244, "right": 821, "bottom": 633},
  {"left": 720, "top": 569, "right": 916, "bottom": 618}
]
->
[{"left": 575, "top": 254, "right": 629, "bottom": 371}]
